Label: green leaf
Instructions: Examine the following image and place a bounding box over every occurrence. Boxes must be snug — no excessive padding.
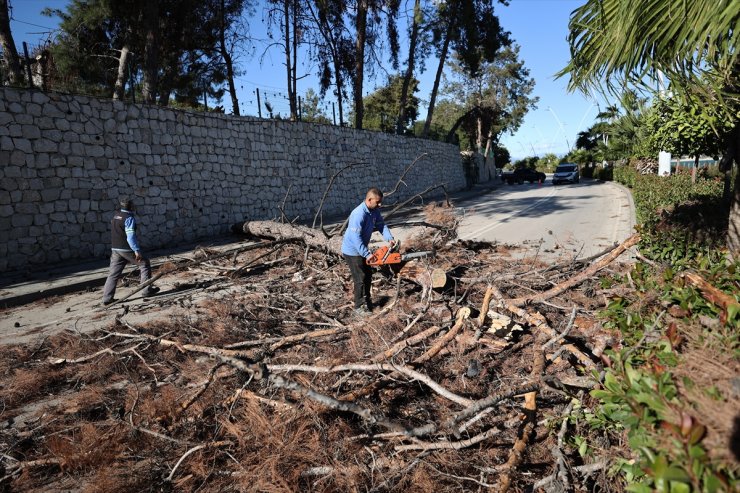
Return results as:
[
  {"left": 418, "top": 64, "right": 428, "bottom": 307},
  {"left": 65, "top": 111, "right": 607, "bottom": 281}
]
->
[
  {"left": 727, "top": 303, "right": 740, "bottom": 321},
  {"left": 668, "top": 480, "right": 691, "bottom": 493},
  {"left": 626, "top": 483, "right": 653, "bottom": 493},
  {"left": 663, "top": 466, "right": 690, "bottom": 482}
]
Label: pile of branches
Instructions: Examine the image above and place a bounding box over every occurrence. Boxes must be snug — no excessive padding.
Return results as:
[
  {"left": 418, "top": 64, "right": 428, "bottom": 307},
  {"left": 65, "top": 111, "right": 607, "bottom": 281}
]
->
[{"left": 0, "top": 204, "right": 638, "bottom": 492}]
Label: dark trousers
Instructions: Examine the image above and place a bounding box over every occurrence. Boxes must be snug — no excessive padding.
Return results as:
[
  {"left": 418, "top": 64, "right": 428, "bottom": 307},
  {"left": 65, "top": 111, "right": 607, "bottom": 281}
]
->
[
  {"left": 102, "top": 250, "right": 151, "bottom": 302},
  {"left": 343, "top": 254, "right": 372, "bottom": 309}
]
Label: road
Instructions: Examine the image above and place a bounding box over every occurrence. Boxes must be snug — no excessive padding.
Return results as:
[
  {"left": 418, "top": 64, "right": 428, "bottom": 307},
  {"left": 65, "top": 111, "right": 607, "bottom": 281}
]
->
[
  {"left": 1, "top": 178, "right": 633, "bottom": 344},
  {"left": 455, "top": 179, "right": 635, "bottom": 260}
]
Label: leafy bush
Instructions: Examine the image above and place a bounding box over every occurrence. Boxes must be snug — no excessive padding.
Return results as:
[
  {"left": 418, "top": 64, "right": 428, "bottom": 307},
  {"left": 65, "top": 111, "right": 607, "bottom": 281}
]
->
[
  {"left": 614, "top": 165, "right": 638, "bottom": 188},
  {"left": 584, "top": 166, "right": 737, "bottom": 492},
  {"left": 581, "top": 164, "right": 595, "bottom": 178},
  {"left": 593, "top": 166, "right": 613, "bottom": 181},
  {"left": 591, "top": 255, "right": 739, "bottom": 492}
]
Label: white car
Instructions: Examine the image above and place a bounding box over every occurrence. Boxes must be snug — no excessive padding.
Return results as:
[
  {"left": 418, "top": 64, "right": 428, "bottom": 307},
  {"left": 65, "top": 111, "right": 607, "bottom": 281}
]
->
[{"left": 552, "top": 163, "right": 580, "bottom": 185}]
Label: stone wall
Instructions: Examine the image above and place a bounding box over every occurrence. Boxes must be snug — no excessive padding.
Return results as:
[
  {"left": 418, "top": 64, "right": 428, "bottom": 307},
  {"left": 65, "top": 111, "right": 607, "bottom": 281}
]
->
[{"left": 0, "top": 87, "right": 466, "bottom": 273}]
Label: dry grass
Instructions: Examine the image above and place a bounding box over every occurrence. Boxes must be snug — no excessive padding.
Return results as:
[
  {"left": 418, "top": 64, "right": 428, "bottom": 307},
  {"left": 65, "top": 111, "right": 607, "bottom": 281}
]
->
[
  {"left": 1, "top": 230, "right": 640, "bottom": 492},
  {"left": 672, "top": 324, "right": 740, "bottom": 464}
]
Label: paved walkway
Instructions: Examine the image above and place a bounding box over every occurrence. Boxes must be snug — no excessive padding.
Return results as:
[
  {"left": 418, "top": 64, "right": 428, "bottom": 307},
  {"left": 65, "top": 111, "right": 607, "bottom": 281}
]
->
[{"left": 0, "top": 180, "right": 503, "bottom": 308}]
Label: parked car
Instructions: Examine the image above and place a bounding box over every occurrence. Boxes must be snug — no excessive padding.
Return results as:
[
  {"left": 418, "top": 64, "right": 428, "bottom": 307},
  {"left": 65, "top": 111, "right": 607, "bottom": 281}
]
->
[
  {"left": 552, "top": 163, "right": 580, "bottom": 184},
  {"left": 504, "top": 167, "right": 546, "bottom": 184}
]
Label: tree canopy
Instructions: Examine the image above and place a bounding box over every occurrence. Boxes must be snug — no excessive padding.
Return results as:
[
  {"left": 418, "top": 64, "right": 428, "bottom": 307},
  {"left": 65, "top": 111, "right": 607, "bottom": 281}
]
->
[{"left": 559, "top": 0, "right": 740, "bottom": 254}]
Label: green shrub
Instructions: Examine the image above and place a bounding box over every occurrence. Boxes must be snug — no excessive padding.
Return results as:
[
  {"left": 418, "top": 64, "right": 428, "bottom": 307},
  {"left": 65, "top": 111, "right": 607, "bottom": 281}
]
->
[
  {"left": 593, "top": 166, "right": 613, "bottom": 181},
  {"left": 614, "top": 165, "right": 639, "bottom": 188},
  {"left": 584, "top": 165, "right": 736, "bottom": 492}
]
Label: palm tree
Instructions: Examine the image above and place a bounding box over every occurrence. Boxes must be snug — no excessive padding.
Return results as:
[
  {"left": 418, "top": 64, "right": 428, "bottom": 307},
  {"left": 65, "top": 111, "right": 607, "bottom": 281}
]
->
[{"left": 557, "top": 0, "right": 740, "bottom": 256}]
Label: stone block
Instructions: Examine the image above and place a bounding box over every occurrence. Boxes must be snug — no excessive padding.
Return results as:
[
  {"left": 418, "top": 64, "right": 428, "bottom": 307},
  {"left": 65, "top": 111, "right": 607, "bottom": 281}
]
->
[
  {"left": 26, "top": 103, "right": 42, "bottom": 116},
  {"left": 71, "top": 142, "right": 85, "bottom": 155},
  {"left": 63, "top": 131, "right": 80, "bottom": 142},
  {"left": 86, "top": 145, "right": 105, "bottom": 158},
  {"left": 22, "top": 190, "right": 41, "bottom": 202},
  {"left": 0, "top": 135, "right": 12, "bottom": 151},
  {"left": 11, "top": 214, "right": 33, "bottom": 227},
  {"left": 55, "top": 118, "right": 71, "bottom": 131},
  {"left": 31, "top": 92, "right": 50, "bottom": 104},
  {"left": 21, "top": 123, "right": 43, "bottom": 141},
  {"left": 33, "top": 139, "right": 58, "bottom": 153},
  {"left": 42, "top": 104, "right": 65, "bottom": 118},
  {"left": 34, "top": 214, "right": 49, "bottom": 226},
  {"left": 4, "top": 89, "right": 20, "bottom": 102},
  {"left": 13, "top": 137, "right": 32, "bottom": 153}
]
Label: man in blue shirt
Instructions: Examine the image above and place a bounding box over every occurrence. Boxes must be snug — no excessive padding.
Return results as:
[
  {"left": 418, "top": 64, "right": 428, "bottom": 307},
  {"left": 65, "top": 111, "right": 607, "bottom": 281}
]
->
[
  {"left": 341, "top": 188, "right": 395, "bottom": 314},
  {"left": 102, "top": 197, "right": 159, "bottom": 305}
]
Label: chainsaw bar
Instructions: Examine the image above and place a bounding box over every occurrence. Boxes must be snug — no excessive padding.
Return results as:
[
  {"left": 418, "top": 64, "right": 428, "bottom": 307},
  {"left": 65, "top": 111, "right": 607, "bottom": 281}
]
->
[{"left": 400, "top": 251, "right": 434, "bottom": 261}]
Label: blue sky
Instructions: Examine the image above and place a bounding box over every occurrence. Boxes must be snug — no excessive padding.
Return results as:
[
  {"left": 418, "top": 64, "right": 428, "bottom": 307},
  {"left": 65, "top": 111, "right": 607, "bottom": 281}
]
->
[{"left": 8, "top": 0, "right": 605, "bottom": 160}]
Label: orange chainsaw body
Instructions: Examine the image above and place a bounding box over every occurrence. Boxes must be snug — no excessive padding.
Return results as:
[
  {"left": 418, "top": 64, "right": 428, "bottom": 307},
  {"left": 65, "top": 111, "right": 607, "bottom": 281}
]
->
[{"left": 366, "top": 245, "right": 402, "bottom": 266}]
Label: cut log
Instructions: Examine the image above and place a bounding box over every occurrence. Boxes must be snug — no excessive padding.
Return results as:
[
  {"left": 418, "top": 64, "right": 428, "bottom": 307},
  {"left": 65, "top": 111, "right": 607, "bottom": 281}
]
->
[
  {"left": 243, "top": 220, "right": 343, "bottom": 254},
  {"left": 243, "top": 220, "right": 447, "bottom": 290}
]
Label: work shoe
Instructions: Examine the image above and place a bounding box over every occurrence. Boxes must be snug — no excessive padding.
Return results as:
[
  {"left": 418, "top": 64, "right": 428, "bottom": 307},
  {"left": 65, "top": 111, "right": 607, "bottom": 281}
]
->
[
  {"left": 143, "top": 286, "right": 160, "bottom": 297},
  {"left": 354, "top": 306, "right": 371, "bottom": 317},
  {"left": 102, "top": 298, "right": 117, "bottom": 306}
]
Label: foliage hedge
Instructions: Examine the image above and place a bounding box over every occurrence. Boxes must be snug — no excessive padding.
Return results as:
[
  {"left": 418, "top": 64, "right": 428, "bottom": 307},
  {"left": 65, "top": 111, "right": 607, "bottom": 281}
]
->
[
  {"left": 579, "top": 164, "right": 738, "bottom": 492},
  {"left": 593, "top": 166, "right": 613, "bottom": 181}
]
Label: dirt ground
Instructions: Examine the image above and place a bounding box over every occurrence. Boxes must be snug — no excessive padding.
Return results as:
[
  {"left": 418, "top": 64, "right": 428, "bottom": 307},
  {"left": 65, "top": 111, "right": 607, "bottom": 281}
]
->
[{"left": 0, "top": 205, "right": 633, "bottom": 492}]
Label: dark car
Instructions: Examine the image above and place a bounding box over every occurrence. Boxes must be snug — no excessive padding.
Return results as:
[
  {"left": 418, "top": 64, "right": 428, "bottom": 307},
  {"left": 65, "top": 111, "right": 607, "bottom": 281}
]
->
[
  {"left": 552, "top": 163, "right": 580, "bottom": 184},
  {"left": 504, "top": 167, "right": 546, "bottom": 184}
]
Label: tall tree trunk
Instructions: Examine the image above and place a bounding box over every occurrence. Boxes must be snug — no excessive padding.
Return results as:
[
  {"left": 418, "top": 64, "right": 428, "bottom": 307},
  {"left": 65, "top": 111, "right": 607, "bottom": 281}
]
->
[
  {"left": 0, "top": 0, "right": 22, "bottom": 85},
  {"left": 422, "top": 20, "right": 453, "bottom": 138},
  {"left": 113, "top": 46, "right": 130, "bottom": 101},
  {"left": 722, "top": 125, "right": 740, "bottom": 258},
  {"left": 307, "top": 0, "right": 344, "bottom": 125},
  {"left": 283, "top": 0, "right": 297, "bottom": 120},
  {"left": 483, "top": 128, "right": 494, "bottom": 179},
  {"left": 353, "top": 0, "right": 369, "bottom": 129},
  {"left": 396, "top": 0, "right": 421, "bottom": 135},
  {"left": 729, "top": 164, "right": 740, "bottom": 259},
  {"left": 445, "top": 107, "right": 477, "bottom": 143},
  {"left": 334, "top": 57, "right": 344, "bottom": 126},
  {"left": 476, "top": 116, "right": 483, "bottom": 154},
  {"left": 291, "top": 0, "right": 298, "bottom": 120},
  {"left": 141, "top": 0, "right": 160, "bottom": 104},
  {"left": 219, "top": 0, "right": 239, "bottom": 116},
  {"left": 157, "top": 64, "right": 175, "bottom": 106}
]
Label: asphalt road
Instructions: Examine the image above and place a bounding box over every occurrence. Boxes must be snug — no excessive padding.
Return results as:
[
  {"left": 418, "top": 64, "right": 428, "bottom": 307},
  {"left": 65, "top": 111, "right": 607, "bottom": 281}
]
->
[{"left": 455, "top": 178, "right": 635, "bottom": 260}]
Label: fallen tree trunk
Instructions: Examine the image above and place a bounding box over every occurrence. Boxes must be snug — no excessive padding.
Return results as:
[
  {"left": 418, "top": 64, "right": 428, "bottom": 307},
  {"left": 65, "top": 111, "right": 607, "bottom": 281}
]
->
[
  {"left": 243, "top": 221, "right": 344, "bottom": 254},
  {"left": 242, "top": 220, "right": 447, "bottom": 291}
]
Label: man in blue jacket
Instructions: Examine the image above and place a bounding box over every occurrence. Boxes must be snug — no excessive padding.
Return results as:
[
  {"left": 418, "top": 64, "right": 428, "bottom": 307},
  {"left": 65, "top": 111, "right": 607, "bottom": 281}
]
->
[
  {"left": 341, "top": 188, "right": 395, "bottom": 314},
  {"left": 102, "top": 197, "right": 159, "bottom": 305}
]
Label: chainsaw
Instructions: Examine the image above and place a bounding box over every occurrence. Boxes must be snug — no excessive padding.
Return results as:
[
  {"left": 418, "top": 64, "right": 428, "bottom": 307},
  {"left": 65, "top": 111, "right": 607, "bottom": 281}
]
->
[{"left": 366, "top": 241, "right": 434, "bottom": 267}]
